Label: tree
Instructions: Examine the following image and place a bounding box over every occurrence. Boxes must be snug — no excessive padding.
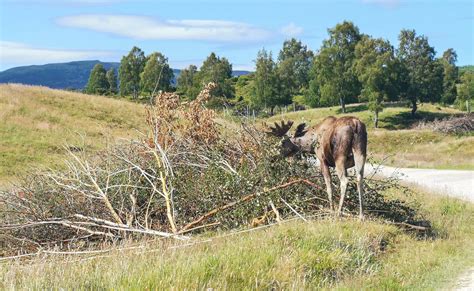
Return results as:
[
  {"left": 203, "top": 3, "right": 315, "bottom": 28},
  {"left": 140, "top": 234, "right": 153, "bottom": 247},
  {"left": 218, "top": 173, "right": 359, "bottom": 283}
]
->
[
  {"left": 354, "top": 37, "right": 399, "bottom": 128},
  {"left": 140, "top": 52, "right": 174, "bottom": 96},
  {"left": 251, "top": 49, "right": 281, "bottom": 115},
  {"left": 440, "top": 48, "right": 458, "bottom": 104},
  {"left": 397, "top": 29, "right": 443, "bottom": 115},
  {"left": 85, "top": 64, "right": 108, "bottom": 95},
  {"left": 119, "top": 46, "right": 146, "bottom": 99},
  {"left": 106, "top": 68, "right": 118, "bottom": 95},
  {"left": 457, "top": 71, "right": 474, "bottom": 112},
  {"left": 277, "top": 38, "right": 313, "bottom": 100},
  {"left": 308, "top": 21, "right": 362, "bottom": 112},
  {"left": 176, "top": 65, "right": 198, "bottom": 99},
  {"left": 192, "top": 52, "right": 234, "bottom": 100}
]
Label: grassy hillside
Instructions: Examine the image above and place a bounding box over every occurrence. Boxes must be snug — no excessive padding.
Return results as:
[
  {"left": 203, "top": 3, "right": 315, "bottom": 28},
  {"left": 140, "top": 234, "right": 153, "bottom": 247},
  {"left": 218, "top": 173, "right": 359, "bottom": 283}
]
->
[
  {"left": 0, "top": 84, "right": 146, "bottom": 182},
  {"left": 2, "top": 187, "right": 473, "bottom": 289},
  {"left": 268, "top": 103, "right": 474, "bottom": 169}
]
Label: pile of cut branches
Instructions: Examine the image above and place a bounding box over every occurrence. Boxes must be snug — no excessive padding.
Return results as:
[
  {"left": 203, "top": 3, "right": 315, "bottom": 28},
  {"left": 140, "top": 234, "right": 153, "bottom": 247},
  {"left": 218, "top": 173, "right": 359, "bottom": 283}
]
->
[
  {"left": 0, "top": 83, "right": 426, "bottom": 256},
  {"left": 413, "top": 113, "right": 474, "bottom": 134}
]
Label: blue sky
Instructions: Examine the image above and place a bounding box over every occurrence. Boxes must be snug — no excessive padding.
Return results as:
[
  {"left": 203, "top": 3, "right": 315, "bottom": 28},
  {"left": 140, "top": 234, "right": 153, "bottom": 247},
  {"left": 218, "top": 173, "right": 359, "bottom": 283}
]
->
[{"left": 0, "top": 0, "right": 472, "bottom": 71}]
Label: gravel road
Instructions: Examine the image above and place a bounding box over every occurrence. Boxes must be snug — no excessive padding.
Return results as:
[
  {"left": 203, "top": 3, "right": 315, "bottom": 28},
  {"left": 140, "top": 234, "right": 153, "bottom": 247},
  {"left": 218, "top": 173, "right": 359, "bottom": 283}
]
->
[{"left": 365, "top": 165, "right": 474, "bottom": 202}]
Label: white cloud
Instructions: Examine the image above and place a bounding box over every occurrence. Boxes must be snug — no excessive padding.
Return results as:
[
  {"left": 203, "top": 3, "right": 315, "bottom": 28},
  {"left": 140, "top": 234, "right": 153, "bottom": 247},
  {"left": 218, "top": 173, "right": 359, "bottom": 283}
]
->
[
  {"left": 0, "top": 41, "right": 115, "bottom": 69},
  {"left": 280, "top": 23, "right": 304, "bottom": 38},
  {"left": 57, "top": 14, "right": 274, "bottom": 43}
]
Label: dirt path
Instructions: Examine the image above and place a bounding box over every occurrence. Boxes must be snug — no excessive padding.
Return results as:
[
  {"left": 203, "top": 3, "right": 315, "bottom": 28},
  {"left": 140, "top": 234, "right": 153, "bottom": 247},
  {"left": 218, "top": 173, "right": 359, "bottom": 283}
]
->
[
  {"left": 365, "top": 165, "right": 474, "bottom": 202},
  {"left": 365, "top": 165, "right": 474, "bottom": 290}
]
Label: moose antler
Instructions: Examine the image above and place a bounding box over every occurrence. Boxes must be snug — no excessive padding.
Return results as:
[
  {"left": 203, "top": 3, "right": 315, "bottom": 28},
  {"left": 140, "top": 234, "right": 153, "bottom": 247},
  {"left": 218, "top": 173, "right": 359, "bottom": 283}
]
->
[
  {"left": 267, "top": 120, "right": 294, "bottom": 137},
  {"left": 294, "top": 123, "right": 308, "bottom": 138}
]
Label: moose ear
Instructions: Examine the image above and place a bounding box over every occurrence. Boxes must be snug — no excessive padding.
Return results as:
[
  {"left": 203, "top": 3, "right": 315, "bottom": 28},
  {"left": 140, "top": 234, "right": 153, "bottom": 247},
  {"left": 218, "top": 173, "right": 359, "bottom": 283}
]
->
[{"left": 294, "top": 123, "right": 308, "bottom": 138}]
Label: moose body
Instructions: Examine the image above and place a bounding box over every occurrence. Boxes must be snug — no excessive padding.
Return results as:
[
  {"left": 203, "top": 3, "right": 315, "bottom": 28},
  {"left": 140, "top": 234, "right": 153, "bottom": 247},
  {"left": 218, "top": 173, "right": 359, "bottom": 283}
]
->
[{"left": 269, "top": 116, "right": 367, "bottom": 218}]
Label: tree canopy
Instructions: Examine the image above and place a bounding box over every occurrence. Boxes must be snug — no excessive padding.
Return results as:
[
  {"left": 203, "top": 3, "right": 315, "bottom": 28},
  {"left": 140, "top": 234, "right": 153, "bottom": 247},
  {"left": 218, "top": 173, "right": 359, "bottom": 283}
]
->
[
  {"left": 119, "top": 46, "right": 146, "bottom": 99},
  {"left": 354, "top": 36, "right": 399, "bottom": 127},
  {"left": 85, "top": 64, "right": 108, "bottom": 95},
  {"left": 397, "top": 29, "right": 443, "bottom": 115},
  {"left": 308, "top": 21, "right": 362, "bottom": 112},
  {"left": 140, "top": 52, "right": 174, "bottom": 96}
]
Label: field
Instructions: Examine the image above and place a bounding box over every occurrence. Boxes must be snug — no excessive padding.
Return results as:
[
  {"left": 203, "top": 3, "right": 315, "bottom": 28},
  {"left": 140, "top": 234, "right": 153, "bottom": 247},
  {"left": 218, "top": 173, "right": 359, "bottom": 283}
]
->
[
  {"left": 1, "top": 86, "right": 473, "bottom": 289},
  {"left": 2, "top": 187, "right": 473, "bottom": 289},
  {"left": 0, "top": 84, "right": 145, "bottom": 183},
  {"left": 268, "top": 103, "right": 474, "bottom": 170}
]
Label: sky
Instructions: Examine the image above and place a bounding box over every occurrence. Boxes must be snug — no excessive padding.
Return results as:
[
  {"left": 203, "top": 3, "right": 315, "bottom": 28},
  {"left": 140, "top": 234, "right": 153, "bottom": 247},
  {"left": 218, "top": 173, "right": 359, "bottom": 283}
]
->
[{"left": 0, "top": 0, "right": 472, "bottom": 71}]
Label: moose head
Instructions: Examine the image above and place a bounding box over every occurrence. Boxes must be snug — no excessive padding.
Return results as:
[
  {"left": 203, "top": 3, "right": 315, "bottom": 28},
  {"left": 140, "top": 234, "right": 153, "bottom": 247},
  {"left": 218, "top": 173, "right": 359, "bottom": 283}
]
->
[{"left": 267, "top": 120, "right": 312, "bottom": 157}]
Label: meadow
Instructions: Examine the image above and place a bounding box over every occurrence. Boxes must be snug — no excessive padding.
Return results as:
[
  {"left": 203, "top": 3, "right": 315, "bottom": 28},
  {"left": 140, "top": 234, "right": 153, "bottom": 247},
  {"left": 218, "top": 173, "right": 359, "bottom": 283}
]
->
[{"left": 0, "top": 84, "right": 145, "bottom": 184}]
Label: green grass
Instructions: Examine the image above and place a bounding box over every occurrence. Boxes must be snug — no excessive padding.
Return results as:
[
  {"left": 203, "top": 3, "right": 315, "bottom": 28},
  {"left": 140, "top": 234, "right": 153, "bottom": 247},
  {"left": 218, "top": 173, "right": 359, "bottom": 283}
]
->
[
  {"left": 1, "top": 187, "right": 473, "bottom": 289},
  {"left": 267, "top": 102, "right": 474, "bottom": 170},
  {"left": 0, "top": 84, "right": 146, "bottom": 182}
]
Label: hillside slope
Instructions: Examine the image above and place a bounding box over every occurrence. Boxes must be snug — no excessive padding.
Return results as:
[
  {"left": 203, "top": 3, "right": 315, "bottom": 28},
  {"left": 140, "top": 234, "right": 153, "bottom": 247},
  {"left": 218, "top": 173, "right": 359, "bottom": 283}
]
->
[{"left": 0, "top": 84, "right": 146, "bottom": 181}]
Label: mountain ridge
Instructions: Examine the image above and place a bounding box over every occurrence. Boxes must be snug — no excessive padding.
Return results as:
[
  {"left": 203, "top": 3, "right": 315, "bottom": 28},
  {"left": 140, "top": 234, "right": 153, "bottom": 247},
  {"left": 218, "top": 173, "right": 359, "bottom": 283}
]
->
[{"left": 0, "top": 60, "right": 251, "bottom": 90}]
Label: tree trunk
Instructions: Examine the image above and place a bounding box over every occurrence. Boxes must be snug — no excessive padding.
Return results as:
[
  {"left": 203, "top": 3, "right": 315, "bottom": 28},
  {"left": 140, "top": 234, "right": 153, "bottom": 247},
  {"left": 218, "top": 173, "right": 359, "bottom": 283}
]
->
[
  {"left": 340, "top": 97, "right": 346, "bottom": 113},
  {"left": 374, "top": 111, "right": 379, "bottom": 128},
  {"left": 411, "top": 100, "right": 417, "bottom": 116},
  {"left": 270, "top": 106, "right": 275, "bottom": 116}
]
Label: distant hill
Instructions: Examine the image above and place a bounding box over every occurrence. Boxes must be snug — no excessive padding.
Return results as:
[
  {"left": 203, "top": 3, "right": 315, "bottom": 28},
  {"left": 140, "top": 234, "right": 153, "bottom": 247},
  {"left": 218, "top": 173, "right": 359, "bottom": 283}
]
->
[
  {"left": 0, "top": 61, "right": 251, "bottom": 90},
  {"left": 0, "top": 61, "right": 120, "bottom": 89}
]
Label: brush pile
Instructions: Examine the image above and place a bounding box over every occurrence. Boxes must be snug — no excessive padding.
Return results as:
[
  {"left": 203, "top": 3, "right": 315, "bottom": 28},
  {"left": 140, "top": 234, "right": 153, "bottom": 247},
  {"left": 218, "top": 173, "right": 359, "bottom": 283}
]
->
[
  {"left": 414, "top": 114, "right": 474, "bottom": 134},
  {"left": 0, "top": 84, "right": 425, "bottom": 256}
]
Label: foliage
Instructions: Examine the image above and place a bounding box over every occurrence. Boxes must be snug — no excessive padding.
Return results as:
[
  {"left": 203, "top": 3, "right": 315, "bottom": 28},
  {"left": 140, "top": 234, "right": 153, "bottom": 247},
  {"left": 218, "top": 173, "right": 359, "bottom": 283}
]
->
[
  {"left": 354, "top": 36, "right": 399, "bottom": 128},
  {"left": 440, "top": 49, "right": 458, "bottom": 104},
  {"left": 307, "top": 21, "right": 362, "bottom": 111},
  {"left": 189, "top": 53, "right": 234, "bottom": 100},
  {"left": 456, "top": 71, "right": 474, "bottom": 111},
  {"left": 397, "top": 29, "right": 443, "bottom": 115},
  {"left": 85, "top": 64, "right": 108, "bottom": 95},
  {"left": 140, "top": 52, "right": 174, "bottom": 96},
  {"left": 277, "top": 38, "right": 313, "bottom": 101},
  {"left": 176, "top": 64, "right": 198, "bottom": 99},
  {"left": 106, "top": 68, "right": 118, "bottom": 95},
  {"left": 119, "top": 46, "right": 146, "bottom": 99},
  {"left": 251, "top": 49, "right": 281, "bottom": 114}
]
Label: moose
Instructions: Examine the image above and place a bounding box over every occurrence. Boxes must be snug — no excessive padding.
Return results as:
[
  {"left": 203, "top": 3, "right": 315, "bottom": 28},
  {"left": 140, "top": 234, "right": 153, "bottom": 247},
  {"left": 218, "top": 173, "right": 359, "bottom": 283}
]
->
[{"left": 268, "top": 116, "right": 368, "bottom": 219}]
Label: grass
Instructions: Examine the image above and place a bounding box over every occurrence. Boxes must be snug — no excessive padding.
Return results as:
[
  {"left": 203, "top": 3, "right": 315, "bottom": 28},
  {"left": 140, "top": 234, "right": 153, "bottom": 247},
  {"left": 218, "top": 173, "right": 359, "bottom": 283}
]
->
[
  {"left": 0, "top": 84, "right": 146, "bottom": 182},
  {"left": 267, "top": 102, "right": 473, "bottom": 169},
  {"left": 1, "top": 186, "right": 473, "bottom": 289}
]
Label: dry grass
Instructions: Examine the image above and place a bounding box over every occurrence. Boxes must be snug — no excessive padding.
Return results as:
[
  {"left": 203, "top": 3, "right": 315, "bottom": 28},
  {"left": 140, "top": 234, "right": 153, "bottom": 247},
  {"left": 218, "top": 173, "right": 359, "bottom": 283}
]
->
[{"left": 0, "top": 84, "right": 146, "bottom": 182}]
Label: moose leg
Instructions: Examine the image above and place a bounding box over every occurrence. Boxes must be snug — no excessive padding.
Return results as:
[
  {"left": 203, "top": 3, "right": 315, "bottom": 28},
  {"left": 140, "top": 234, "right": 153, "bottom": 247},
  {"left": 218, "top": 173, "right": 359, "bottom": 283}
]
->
[
  {"left": 335, "top": 162, "right": 349, "bottom": 216},
  {"left": 320, "top": 162, "right": 333, "bottom": 210},
  {"left": 354, "top": 153, "right": 366, "bottom": 220}
]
